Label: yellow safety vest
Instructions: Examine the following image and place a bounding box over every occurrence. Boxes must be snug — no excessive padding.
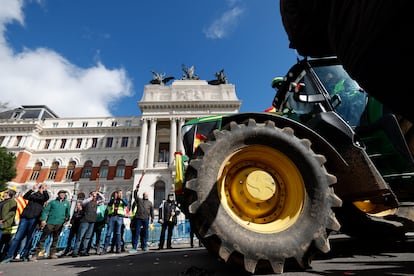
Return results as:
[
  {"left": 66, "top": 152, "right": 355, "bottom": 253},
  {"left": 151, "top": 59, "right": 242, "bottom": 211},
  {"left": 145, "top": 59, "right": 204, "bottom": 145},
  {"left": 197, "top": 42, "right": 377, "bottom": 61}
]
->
[{"left": 107, "top": 199, "right": 126, "bottom": 216}]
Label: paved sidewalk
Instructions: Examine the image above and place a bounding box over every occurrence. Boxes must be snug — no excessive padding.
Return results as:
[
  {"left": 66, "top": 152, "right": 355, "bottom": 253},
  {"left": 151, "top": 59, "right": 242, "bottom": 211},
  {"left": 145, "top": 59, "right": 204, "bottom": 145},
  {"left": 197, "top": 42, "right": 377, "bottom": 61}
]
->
[{"left": 0, "top": 244, "right": 223, "bottom": 276}]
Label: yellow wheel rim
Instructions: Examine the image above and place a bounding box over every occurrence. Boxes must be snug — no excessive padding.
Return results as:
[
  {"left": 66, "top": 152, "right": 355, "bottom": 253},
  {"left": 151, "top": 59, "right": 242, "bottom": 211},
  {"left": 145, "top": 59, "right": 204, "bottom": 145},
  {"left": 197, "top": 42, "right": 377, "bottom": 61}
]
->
[{"left": 218, "top": 145, "right": 305, "bottom": 233}]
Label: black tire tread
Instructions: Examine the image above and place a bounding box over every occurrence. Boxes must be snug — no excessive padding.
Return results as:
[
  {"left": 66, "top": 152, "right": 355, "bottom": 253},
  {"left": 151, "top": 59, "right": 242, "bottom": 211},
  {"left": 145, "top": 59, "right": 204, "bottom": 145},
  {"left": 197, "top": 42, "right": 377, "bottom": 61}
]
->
[{"left": 185, "top": 119, "right": 342, "bottom": 274}]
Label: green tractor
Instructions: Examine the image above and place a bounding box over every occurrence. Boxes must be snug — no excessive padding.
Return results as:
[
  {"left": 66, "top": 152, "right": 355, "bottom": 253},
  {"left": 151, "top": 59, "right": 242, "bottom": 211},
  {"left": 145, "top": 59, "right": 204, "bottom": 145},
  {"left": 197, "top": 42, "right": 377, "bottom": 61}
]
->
[{"left": 174, "top": 57, "right": 414, "bottom": 274}]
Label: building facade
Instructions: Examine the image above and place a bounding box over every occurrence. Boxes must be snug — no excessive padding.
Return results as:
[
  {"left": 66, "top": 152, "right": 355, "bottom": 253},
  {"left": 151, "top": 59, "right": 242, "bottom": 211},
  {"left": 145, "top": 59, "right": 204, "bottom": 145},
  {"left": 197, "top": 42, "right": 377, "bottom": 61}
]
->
[{"left": 0, "top": 78, "right": 241, "bottom": 214}]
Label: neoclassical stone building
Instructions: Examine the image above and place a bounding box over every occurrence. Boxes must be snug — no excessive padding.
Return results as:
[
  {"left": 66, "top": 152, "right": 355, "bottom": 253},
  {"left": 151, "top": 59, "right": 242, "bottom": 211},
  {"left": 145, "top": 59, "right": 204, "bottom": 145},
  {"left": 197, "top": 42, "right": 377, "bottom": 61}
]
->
[{"left": 0, "top": 77, "right": 241, "bottom": 212}]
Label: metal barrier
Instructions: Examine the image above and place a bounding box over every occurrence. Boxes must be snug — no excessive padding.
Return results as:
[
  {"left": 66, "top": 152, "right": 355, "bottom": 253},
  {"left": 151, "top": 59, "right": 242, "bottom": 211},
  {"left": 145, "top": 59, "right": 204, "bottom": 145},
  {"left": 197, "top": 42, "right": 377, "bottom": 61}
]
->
[{"left": 30, "top": 219, "right": 193, "bottom": 255}]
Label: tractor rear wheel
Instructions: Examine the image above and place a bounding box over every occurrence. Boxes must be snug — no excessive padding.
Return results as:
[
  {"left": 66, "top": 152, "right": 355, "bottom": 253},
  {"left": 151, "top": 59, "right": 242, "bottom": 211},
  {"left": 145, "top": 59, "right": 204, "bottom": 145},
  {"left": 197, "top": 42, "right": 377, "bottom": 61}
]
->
[{"left": 185, "top": 119, "right": 342, "bottom": 274}]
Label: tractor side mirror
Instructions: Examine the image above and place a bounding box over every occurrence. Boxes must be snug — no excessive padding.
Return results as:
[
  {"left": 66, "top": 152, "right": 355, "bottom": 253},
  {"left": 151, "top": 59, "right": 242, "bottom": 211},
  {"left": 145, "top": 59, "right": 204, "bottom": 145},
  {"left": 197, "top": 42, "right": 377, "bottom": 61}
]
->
[
  {"left": 296, "top": 93, "right": 326, "bottom": 103},
  {"left": 331, "top": 94, "right": 342, "bottom": 108}
]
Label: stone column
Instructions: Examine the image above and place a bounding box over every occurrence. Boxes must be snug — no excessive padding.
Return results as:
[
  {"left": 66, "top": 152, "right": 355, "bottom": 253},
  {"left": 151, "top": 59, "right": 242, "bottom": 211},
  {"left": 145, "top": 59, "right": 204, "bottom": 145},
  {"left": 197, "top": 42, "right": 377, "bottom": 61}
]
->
[
  {"left": 138, "top": 119, "right": 148, "bottom": 169},
  {"left": 20, "top": 136, "right": 28, "bottom": 147},
  {"left": 177, "top": 118, "right": 185, "bottom": 153},
  {"left": 85, "top": 138, "right": 91, "bottom": 149},
  {"left": 169, "top": 118, "right": 177, "bottom": 165},
  {"left": 25, "top": 135, "right": 33, "bottom": 149},
  {"left": 147, "top": 118, "right": 157, "bottom": 168}
]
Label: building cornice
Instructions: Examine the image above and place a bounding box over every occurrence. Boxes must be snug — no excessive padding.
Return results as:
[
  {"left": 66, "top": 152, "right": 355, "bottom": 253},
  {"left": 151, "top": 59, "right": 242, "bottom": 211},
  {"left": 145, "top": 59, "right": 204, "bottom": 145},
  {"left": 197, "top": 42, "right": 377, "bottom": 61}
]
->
[
  {"left": 0, "top": 122, "right": 43, "bottom": 133},
  {"left": 40, "top": 126, "right": 140, "bottom": 136},
  {"left": 139, "top": 101, "right": 241, "bottom": 110}
]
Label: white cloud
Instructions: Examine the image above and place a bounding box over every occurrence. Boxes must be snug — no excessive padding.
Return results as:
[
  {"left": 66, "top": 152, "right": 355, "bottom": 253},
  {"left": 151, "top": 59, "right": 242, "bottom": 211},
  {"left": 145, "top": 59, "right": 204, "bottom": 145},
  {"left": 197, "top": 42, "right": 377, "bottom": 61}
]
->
[
  {"left": 0, "top": 0, "right": 133, "bottom": 117},
  {"left": 0, "top": 0, "right": 24, "bottom": 41},
  {"left": 203, "top": 6, "right": 244, "bottom": 39}
]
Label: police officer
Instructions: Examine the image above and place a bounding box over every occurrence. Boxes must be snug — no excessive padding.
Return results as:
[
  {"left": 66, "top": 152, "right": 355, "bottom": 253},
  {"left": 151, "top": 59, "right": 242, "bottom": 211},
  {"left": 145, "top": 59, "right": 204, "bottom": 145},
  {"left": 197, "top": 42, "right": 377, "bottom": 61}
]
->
[{"left": 158, "top": 193, "right": 180, "bottom": 250}]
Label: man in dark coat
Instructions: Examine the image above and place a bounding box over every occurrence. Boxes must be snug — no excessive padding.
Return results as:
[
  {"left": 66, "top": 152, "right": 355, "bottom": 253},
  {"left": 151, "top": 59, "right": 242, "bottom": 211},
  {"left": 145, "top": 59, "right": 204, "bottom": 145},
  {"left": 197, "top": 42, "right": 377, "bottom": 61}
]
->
[
  {"left": 1, "top": 183, "right": 49, "bottom": 263},
  {"left": 158, "top": 193, "right": 180, "bottom": 250},
  {"left": 61, "top": 201, "right": 84, "bottom": 256}
]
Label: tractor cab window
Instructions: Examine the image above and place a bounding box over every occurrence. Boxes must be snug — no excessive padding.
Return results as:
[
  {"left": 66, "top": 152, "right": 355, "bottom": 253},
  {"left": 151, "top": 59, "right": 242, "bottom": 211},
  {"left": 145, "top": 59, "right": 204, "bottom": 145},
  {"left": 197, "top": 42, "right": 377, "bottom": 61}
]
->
[{"left": 313, "top": 64, "right": 368, "bottom": 126}]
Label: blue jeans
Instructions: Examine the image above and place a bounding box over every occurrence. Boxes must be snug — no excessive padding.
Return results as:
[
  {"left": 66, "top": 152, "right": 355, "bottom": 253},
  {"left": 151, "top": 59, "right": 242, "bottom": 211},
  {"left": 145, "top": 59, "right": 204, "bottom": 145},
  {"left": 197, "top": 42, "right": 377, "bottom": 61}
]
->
[
  {"left": 73, "top": 222, "right": 95, "bottom": 255},
  {"left": 6, "top": 217, "right": 38, "bottom": 259},
  {"left": 132, "top": 218, "right": 149, "bottom": 250},
  {"left": 104, "top": 216, "right": 123, "bottom": 251}
]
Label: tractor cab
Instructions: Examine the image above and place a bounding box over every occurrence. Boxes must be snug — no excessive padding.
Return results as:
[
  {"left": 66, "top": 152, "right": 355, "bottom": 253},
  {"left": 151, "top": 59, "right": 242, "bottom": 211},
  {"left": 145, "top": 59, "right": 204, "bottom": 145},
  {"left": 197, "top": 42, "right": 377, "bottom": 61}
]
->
[
  {"left": 273, "top": 56, "right": 414, "bottom": 202},
  {"left": 272, "top": 57, "right": 368, "bottom": 127}
]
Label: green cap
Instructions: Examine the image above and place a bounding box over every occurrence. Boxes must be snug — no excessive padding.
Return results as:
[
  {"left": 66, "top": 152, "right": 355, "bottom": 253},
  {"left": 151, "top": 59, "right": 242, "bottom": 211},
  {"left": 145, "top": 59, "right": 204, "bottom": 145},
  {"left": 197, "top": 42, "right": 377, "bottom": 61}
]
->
[{"left": 271, "top": 77, "right": 284, "bottom": 89}]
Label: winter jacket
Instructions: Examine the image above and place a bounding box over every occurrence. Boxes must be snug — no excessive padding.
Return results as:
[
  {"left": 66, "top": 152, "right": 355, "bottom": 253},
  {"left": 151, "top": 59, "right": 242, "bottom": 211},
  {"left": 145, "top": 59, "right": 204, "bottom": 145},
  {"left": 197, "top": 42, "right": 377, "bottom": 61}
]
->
[
  {"left": 0, "top": 198, "right": 17, "bottom": 230},
  {"left": 159, "top": 199, "right": 180, "bottom": 225},
  {"left": 70, "top": 207, "right": 85, "bottom": 229},
  {"left": 40, "top": 197, "right": 70, "bottom": 225},
  {"left": 21, "top": 189, "right": 50, "bottom": 220},
  {"left": 132, "top": 189, "right": 154, "bottom": 222},
  {"left": 81, "top": 192, "right": 105, "bottom": 223}
]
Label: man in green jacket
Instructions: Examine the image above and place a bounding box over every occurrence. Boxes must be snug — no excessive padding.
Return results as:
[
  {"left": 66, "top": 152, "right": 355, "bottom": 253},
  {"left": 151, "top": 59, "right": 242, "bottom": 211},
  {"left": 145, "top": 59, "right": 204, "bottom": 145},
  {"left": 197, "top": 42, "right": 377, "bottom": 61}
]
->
[
  {"left": 32, "top": 190, "right": 70, "bottom": 260},
  {"left": 0, "top": 189, "right": 17, "bottom": 241}
]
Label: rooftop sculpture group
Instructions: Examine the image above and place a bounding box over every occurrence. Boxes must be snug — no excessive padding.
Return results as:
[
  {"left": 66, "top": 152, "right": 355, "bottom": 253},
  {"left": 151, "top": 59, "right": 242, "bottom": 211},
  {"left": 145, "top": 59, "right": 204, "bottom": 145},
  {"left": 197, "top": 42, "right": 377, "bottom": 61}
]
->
[{"left": 149, "top": 65, "right": 228, "bottom": 85}]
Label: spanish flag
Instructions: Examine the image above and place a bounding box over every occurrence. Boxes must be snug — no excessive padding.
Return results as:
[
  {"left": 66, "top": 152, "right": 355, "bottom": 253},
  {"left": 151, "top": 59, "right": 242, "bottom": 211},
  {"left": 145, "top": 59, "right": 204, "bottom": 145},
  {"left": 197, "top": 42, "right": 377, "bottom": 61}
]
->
[
  {"left": 193, "top": 132, "right": 207, "bottom": 152},
  {"left": 14, "top": 195, "right": 28, "bottom": 231},
  {"left": 174, "top": 152, "right": 184, "bottom": 194},
  {"left": 15, "top": 195, "right": 28, "bottom": 219}
]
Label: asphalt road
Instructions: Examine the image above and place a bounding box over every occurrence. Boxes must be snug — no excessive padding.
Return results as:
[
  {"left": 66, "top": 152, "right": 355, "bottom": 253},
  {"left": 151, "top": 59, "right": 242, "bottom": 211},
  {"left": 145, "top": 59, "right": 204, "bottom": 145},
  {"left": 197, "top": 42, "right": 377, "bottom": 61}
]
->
[{"left": 0, "top": 234, "right": 413, "bottom": 276}]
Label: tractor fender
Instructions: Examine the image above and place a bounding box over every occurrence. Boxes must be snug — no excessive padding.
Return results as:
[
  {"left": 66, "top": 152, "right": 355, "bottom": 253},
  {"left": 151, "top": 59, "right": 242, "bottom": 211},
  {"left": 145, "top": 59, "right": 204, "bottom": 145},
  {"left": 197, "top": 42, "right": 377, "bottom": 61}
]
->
[{"left": 221, "top": 112, "right": 347, "bottom": 169}]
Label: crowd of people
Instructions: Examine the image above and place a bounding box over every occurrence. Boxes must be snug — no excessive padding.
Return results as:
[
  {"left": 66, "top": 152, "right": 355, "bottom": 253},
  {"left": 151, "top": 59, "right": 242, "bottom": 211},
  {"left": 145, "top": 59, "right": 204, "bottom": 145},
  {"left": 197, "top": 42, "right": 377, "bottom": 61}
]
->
[{"left": 0, "top": 182, "right": 189, "bottom": 264}]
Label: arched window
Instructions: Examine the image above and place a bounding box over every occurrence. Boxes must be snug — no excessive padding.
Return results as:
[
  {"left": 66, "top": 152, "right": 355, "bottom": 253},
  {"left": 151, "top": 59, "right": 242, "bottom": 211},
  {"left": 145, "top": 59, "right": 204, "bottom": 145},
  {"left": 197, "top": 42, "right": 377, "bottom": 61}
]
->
[
  {"left": 154, "top": 180, "right": 166, "bottom": 209},
  {"left": 30, "top": 162, "right": 42, "bottom": 181},
  {"left": 115, "top": 159, "right": 126, "bottom": 177},
  {"left": 48, "top": 161, "right": 60, "bottom": 180},
  {"left": 66, "top": 161, "right": 76, "bottom": 179},
  {"left": 99, "top": 160, "right": 109, "bottom": 178},
  {"left": 81, "top": 160, "right": 93, "bottom": 178},
  {"left": 132, "top": 159, "right": 138, "bottom": 169}
]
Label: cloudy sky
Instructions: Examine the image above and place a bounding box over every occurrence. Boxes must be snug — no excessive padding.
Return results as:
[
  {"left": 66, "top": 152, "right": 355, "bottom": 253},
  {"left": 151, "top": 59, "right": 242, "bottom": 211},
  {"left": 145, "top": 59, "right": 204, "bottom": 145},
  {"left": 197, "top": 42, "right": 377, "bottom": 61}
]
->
[{"left": 0, "top": 0, "right": 297, "bottom": 117}]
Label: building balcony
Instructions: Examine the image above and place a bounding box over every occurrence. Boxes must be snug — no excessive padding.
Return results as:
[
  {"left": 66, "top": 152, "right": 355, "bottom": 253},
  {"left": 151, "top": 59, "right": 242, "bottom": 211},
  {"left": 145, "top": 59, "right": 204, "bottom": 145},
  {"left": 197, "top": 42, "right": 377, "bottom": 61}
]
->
[{"left": 154, "top": 162, "right": 169, "bottom": 168}]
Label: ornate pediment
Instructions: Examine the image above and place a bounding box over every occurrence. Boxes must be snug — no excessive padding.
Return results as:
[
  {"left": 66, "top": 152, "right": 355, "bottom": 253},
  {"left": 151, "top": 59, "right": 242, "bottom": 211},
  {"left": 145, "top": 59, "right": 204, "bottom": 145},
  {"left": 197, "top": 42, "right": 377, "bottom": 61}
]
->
[{"left": 139, "top": 80, "right": 241, "bottom": 116}]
